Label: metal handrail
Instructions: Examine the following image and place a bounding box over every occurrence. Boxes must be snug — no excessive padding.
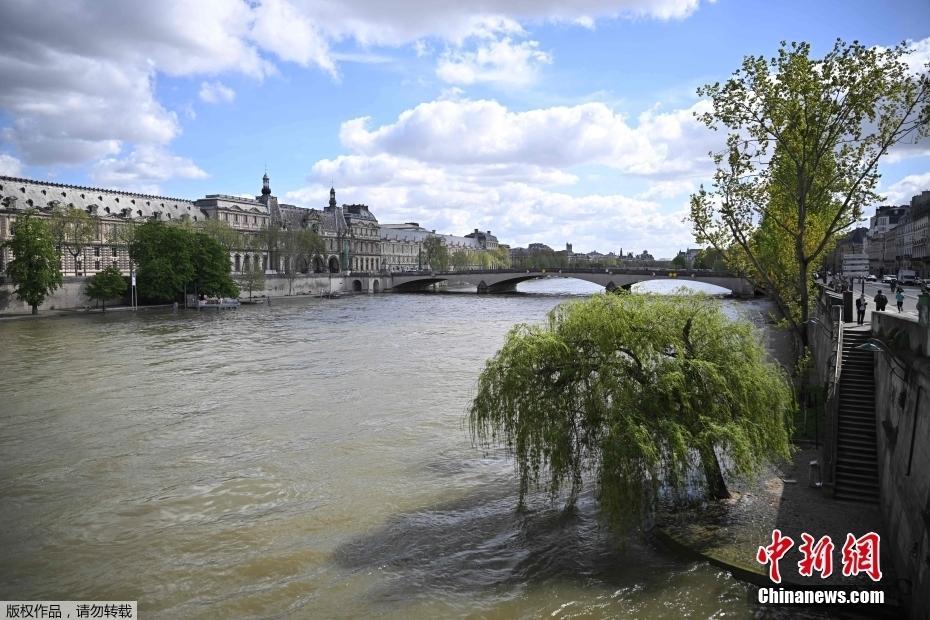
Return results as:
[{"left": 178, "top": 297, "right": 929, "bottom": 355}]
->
[{"left": 822, "top": 304, "right": 843, "bottom": 494}]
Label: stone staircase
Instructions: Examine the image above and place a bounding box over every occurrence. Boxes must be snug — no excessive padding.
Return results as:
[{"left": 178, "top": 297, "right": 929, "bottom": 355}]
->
[{"left": 834, "top": 329, "right": 879, "bottom": 503}]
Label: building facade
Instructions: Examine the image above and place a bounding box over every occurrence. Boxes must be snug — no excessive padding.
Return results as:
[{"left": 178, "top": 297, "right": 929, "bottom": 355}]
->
[{"left": 1, "top": 173, "right": 505, "bottom": 281}]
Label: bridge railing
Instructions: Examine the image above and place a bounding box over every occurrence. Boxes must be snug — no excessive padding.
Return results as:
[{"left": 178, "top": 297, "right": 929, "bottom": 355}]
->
[{"left": 433, "top": 267, "right": 740, "bottom": 278}]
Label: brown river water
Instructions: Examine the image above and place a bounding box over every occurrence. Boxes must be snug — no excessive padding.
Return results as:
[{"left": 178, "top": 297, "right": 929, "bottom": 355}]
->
[{"left": 0, "top": 279, "right": 804, "bottom": 618}]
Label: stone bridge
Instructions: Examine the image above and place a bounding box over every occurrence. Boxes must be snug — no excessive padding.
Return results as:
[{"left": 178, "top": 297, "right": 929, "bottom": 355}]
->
[{"left": 384, "top": 268, "right": 758, "bottom": 296}]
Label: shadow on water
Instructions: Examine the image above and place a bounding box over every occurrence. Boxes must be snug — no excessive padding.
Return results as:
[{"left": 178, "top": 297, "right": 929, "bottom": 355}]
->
[
  {"left": 331, "top": 463, "right": 841, "bottom": 619},
  {"left": 333, "top": 481, "right": 694, "bottom": 605}
]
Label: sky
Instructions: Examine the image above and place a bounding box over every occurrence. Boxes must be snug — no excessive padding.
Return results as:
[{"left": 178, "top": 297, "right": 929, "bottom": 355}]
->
[{"left": 0, "top": 0, "right": 928, "bottom": 257}]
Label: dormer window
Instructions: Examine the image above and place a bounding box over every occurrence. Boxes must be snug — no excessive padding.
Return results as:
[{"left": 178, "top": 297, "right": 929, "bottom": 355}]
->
[
  {"left": 61, "top": 192, "right": 66, "bottom": 197},
  {"left": 131, "top": 199, "right": 135, "bottom": 204},
  {"left": 104, "top": 206, "right": 111, "bottom": 214},
  {"left": 115, "top": 197, "right": 119, "bottom": 203},
  {"left": 136, "top": 210, "right": 142, "bottom": 217},
  {"left": 41, "top": 189, "right": 46, "bottom": 195}
]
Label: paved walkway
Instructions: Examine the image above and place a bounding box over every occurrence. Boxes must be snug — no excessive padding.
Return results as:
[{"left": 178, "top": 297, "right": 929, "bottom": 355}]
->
[
  {"left": 655, "top": 445, "right": 898, "bottom": 601},
  {"left": 833, "top": 281, "right": 923, "bottom": 331}
]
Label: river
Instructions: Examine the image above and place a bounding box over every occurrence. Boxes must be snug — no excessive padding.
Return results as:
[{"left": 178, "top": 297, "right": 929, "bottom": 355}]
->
[{"left": 1, "top": 279, "right": 783, "bottom": 618}]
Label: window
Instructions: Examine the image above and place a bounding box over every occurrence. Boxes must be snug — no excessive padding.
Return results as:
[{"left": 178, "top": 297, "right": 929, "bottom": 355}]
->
[
  {"left": 94, "top": 247, "right": 100, "bottom": 257},
  {"left": 94, "top": 260, "right": 100, "bottom": 270},
  {"left": 112, "top": 247, "right": 117, "bottom": 257},
  {"left": 112, "top": 260, "right": 118, "bottom": 268},
  {"left": 224, "top": 213, "right": 229, "bottom": 221},
  {"left": 234, "top": 214, "right": 239, "bottom": 223}
]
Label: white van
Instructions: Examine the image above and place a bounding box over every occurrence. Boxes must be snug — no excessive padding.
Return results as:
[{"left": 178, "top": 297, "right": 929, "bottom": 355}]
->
[{"left": 897, "top": 270, "right": 919, "bottom": 285}]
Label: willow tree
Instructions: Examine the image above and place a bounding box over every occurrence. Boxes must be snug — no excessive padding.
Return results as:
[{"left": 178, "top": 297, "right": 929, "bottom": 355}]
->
[
  {"left": 469, "top": 293, "right": 793, "bottom": 528},
  {"left": 690, "top": 39, "right": 930, "bottom": 353}
]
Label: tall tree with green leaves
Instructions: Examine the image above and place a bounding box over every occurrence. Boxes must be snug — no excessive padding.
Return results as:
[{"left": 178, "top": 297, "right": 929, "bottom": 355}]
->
[
  {"left": 191, "top": 232, "right": 239, "bottom": 298},
  {"left": 49, "top": 207, "right": 98, "bottom": 275},
  {"left": 86, "top": 265, "right": 127, "bottom": 311},
  {"left": 3, "top": 211, "right": 63, "bottom": 314},
  {"left": 279, "top": 228, "right": 325, "bottom": 294},
  {"left": 690, "top": 39, "right": 930, "bottom": 353},
  {"left": 199, "top": 218, "right": 244, "bottom": 255},
  {"left": 469, "top": 293, "right": 793, "bottom": 528},
  {"left": 129, "top": 221, "right": 194, "bottom": 302},
  {"left": 236, "top": 262, "right": 266, "bottom": 301},
  {"left": 420, "top": 235, "right": 450, "bottom": 272}
]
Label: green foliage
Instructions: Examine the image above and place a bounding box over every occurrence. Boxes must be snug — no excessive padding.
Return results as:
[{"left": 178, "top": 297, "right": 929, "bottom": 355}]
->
[
  {"left": 192, "top": 232, "right": 239, "bottom": 298},
  {"left": 86, "top": 265, "right": 127, "bottom": 311},
  {"left": 236, "top": 261, "right": 266, "bottom": 301},
  {"left": 469, "top": 292, "right": 794, "bottom": 529},
  {"left": 199, "top": 218, "right": 244, "bottom": 254},
  {"left": 690, "top": 39, "right": 930, "bottom": 351},
  {"left": 49, "top": 206, "right": 97, "bottom": 272},
  {"left": 421, "top": 235, "right": 450, "bottom": 271},
  {"left": 672, "top": 254, "right": 688, "bottom": 269},
  {"left": 129, "top": 221, "right": 237, "bottom": 302},
  {"left": 3, "top": 211, "right": 63, "bottom": 314}
]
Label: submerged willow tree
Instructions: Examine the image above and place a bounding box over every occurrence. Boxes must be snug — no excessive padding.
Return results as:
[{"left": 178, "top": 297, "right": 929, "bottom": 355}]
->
[{"left": 469, "top": 293, "right": 794, "bottom": 528}]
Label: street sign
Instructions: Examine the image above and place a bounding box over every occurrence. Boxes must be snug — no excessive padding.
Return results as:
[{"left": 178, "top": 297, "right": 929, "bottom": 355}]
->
[{"left": 131, "top": 274, "right": 136, "bottom": 286}]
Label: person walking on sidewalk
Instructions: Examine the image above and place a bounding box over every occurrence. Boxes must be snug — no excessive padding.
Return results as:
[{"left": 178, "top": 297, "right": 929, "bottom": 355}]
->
[
  {"left": 856, "top": 294, "right": 868, "bottom": 325},
  {"left": 874, "top": 289, "right": 888, "bottom": 311},
  {"left": 896, "top": 289, "right": 905, "bottom": 312}
]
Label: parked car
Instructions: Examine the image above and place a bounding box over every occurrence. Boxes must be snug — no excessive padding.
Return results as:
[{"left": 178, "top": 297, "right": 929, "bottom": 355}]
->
[
  {"left": 867, "top": 274, "right": 877, "bottom": 281},
  {"left": 881, "top": 275, "right": 896, "bottom": 284}
]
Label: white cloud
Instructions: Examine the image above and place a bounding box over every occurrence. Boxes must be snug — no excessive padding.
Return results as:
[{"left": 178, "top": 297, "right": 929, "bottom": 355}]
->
[
  {"left": 882, "top": 172, "right": 930, "bottom": 205},
  {"left": 0, "top": 153, "right": 23, "bottom": 176},
  {"left": 286, "top": 177, "right": 693, "bottom": 257},
  {"left": 338, "top": 97, "right": 718, "bottom": 177},
  {"left": 636, "top": 179, "right": 696, "bottom": 200},
  {"left": 293, "top": 92, "right": 714, "bottom": 256},
  {"left": 91, "top": 146, "right": 208, "bottom": 194},
  {"left": 199, "top": 81, "right": 236, "bottom": 104},
  {"left": 436, "top": 37, "right": 551, "bottom": 86},
  {"left": 249, "top": 0, "right": 336, "bottom": 77}
]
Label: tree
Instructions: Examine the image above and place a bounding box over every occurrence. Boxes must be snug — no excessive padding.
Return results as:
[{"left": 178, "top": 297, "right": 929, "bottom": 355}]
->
[
  {"left": 129, "top": 221, "right": 194, "bottom": 302},
  {"left": 199, "top": 218, "right": 244, "bottom": 255},
  {"left": 451, "top": 250, "right": 470, "bottom": 271},
  {"left": 3, "top": 211, "right": 63, "bottom": 314},
  {"left": 191, "top": 232, "right": 239, "bottom": 298},
  {"left": 279, "top": 228, "right": 325, "bottom": 294},
  {"left": 236, "top": 262, "right": 266, "bottom": 301},
  {"left": 489, "top": 247, "right": 511, "bottom": 269},
  {"left": 49, "top": 207, "right": 98, "bottom": 275},
  {"left": 421, "top": 235, "right": 450, "bottom": 272},
  {"left": 86, "top": 265, "right": 127, "bottom": 311},
  {"left": 469, "top": 292, "right": 793, "bottom": 528},
  {"left": 672, "top": 254, "right": 688, "bottom": 269},
  {"left": 690, "top": 39, "right": 930, "bottom": 354}
]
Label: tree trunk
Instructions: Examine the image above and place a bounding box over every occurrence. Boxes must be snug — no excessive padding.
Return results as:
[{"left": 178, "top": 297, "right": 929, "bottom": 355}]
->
[
  {"left": 700, "top": 446, "right": 731, "bottom": 500},
  {"left": 102, "top": 299, "right": 106, "bottom": 312},
  {"left": 31, "top": 304, "right": 38, "bottom": 315}
]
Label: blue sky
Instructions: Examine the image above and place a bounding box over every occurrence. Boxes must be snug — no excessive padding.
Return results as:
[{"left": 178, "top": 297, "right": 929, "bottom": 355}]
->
[{"left": 0, "top": 0, "right": 928, "bottom": 257}]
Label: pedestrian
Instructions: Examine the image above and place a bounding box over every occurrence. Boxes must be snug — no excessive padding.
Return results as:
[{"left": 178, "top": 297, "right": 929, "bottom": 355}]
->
[
  {"left": 856, "top": 294, "right": 867, "bottom": 325},
  {"left": 873, "top": 289, "right": 887, "bottom": 312},
  {"left": 896, "top": 289, "right": 905, "bottom": 313}
]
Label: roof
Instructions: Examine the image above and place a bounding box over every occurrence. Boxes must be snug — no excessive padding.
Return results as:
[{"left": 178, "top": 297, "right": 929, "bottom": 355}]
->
[{"left": 0, "top": 175, "right": 199, "bottom": 219}]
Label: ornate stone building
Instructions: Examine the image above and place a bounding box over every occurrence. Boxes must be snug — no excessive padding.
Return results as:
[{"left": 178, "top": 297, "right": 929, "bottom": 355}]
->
[{"left": 1, "top": 172, "right": 503, "bottom": 280}]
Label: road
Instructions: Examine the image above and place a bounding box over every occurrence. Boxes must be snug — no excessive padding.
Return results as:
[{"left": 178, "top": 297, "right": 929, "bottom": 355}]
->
[{"left": 844, "top": 279, "right": 924, "bottom": 327}]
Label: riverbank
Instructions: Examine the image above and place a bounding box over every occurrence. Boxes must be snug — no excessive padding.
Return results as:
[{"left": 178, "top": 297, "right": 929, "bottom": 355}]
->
[{"left": 653, "top": 316, "right": 901, "bottom": 614}]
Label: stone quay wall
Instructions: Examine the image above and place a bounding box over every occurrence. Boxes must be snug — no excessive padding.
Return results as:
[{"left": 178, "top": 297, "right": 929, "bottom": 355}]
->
[
  {"left": 0, "top": 273, "right": 394, "bottom": 314},
  {"left": 870, "top": 309, "right": 930, "bottom": 618}
]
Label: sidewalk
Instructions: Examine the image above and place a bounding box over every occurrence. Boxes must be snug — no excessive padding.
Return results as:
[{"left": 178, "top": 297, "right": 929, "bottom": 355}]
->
[
  {"left": 655, "top": 445, "right": 899, "bottom": 600},
  {"left": 838, "top": 281, "right": 922, "bottom": 331}
]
